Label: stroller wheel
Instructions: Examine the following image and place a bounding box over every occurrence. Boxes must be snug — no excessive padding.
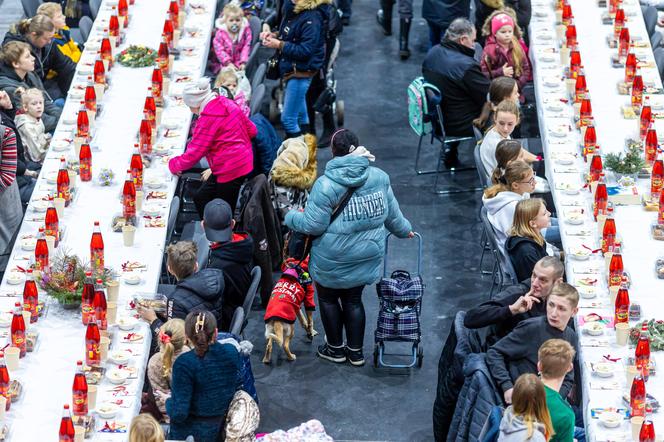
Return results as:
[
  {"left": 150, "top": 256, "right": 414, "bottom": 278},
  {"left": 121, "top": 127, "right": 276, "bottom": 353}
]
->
[
  {"left": 269, "top": 99, "right": 280, "bottom": 124},
  {"left": 416, "top": 344, "right": 423, "bottom": 368},
  {"left": 336, "top": 100, "right": 344, "bottom": 127},
  {"left": 373, "top": 344, "right": 379, "bottom": 368}
]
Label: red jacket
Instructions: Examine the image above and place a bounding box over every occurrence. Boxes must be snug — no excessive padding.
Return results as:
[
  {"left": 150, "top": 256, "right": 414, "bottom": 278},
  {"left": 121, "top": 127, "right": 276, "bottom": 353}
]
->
[
  {"left": 168, "top": 96, "right": 257, "bottom": 183},
  {"left": 480, "top": 35, "right": 532, "bottom": 90},
  {"left": 264, "top": 275, "right": 315, "bottom": 324}
]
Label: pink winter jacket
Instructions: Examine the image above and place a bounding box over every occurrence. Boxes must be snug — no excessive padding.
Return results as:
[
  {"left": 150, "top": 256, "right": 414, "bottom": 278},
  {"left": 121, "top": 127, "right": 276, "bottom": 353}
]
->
[
  {"left": 168, "top": 96, "right": 257, "bottom": 182},
  {"left": 211, "top": 20, "right": 252, "bottom": 74}
]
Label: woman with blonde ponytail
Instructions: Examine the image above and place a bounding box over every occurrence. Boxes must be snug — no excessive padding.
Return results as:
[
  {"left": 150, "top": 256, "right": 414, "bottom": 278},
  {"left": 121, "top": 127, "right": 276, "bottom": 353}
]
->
[{"left": 146, "top": 319, "right": 187, "bottom": 422}]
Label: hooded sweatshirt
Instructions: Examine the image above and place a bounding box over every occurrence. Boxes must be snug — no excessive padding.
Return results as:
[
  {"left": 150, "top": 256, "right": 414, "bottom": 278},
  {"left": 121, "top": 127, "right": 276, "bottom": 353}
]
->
[
  {"left": 285, "top": 155, "right": 412, "bottom": 288},
  {"left": 482, "top": 190, "right": 529, "bottom": 249},
  {"left": 497, "top": 406, "right": 547, "bottom": 442},
  {"left": 505, "top": 235, "right": 548, "bottom": 283}
]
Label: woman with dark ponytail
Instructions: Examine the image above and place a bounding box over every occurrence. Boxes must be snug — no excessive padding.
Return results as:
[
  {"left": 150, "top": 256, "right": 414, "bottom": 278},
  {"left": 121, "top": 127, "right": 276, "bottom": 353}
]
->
[{"left": 166, "top": 311, "right": 242, "bottom": 441}]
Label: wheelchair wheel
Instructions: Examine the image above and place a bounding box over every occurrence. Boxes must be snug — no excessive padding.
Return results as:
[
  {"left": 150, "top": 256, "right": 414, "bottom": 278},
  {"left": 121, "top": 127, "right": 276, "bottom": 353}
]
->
[
  {"left": 269, "top": 98, "right": 280, "bottom": 123},
  {"left": 336, "top": 100, "right": 344, "bottom": 127}
]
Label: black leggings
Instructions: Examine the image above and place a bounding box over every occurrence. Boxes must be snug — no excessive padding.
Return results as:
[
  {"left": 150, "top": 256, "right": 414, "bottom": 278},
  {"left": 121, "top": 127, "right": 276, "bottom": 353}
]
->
[
  {"left": 316, "top": 283, "right": 366, "bottom": 349},
  {"left": 193, "top": 174, "right": 246, "bottom": 219}
]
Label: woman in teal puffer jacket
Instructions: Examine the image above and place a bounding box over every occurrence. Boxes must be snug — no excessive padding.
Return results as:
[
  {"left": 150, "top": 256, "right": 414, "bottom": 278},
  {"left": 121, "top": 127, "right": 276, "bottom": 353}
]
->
[{"left": 285, "top": 129, "right": 413, "bottom": 366}]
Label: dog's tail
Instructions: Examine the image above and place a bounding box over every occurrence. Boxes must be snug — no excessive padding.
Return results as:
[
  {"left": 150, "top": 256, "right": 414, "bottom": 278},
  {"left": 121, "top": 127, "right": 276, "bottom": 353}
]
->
[{"left": 266, "top": 321, "right": 284, "bottom": 347}]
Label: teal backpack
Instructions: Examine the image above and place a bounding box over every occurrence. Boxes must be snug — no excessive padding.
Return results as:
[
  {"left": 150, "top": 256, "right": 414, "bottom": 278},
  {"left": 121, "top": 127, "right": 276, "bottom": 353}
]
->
[{"left": 407, "top": 77, "right": 439, "bottom": 137}]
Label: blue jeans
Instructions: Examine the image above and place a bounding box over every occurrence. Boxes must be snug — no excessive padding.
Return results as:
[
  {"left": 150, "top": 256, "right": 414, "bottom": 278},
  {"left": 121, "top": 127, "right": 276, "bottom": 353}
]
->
[
  {"left": 544, "top": 218, "right": 561, "bottom": 249},
  {"left": 336, "top": 0, "right": 351, "bottom": 17},
  {"left": 53, "top": 98, "right": 65, "bottom": 108},
  {"left": 281, "top": 77, "right": 312, "bottom": 135},
  {"left": 574, "top": 426, "right": 586, "bottom": 442}
]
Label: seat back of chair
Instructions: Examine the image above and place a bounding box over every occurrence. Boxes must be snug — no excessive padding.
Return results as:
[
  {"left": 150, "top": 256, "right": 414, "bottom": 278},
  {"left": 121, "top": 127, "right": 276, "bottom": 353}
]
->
[
  {"left": 655, "top": 48, "right": 664, "bottom": 81},
  {"left": 241, "top": 266, "right": 262, "bottom": 330},
  {"left": 79, "top": 16, "right": 93, "bottom": 43},
  {"left": 90, "top": 0, "right": 102, "bottom": 19},
  {"left": 480, "top": 206, "right": 518, "bottom": 287},
  {"left": 251, "top": 62, "right": 266, "bottom": 92},
  {"left": 250, "top": 83, "right": 265, "bottom": 116},
  {"left": 644, "top": 6, "right": 658, "bottom": 38},
  {"left": 473, "top": 143, "right": 490, "bottom": 188},
  {"left": 249, "top": 15, "right": 262, "bottom": 47}
]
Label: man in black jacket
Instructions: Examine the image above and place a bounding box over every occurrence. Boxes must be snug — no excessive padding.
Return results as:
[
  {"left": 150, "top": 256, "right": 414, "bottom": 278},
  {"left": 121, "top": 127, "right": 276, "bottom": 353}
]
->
[
  {"left": 138, "top": 241, "right": 225, "bottom": 350},
  {"left": 422, "top": 17, "right": 490, "bottom": 167},
  {"left": 202, "top": 199, "right": 254, "bottom": 329},
  {"left": 3, "top": 18, "right": 76, "bottom": 100},
  {"left": 486, "top": 282, "right": 579, "bottom": 404}
]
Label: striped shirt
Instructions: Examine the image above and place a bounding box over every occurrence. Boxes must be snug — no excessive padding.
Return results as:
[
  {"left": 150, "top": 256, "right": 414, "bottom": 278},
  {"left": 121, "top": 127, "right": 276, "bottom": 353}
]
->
[{"left": 0, "top": 126, "right": 17, "bottom": 190}]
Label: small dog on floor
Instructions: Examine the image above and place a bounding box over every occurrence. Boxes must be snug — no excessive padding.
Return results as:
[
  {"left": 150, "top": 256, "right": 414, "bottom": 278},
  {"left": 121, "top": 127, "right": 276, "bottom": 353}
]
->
[{"left": 263, "top": 260, "right": 317, "bottom": 363}]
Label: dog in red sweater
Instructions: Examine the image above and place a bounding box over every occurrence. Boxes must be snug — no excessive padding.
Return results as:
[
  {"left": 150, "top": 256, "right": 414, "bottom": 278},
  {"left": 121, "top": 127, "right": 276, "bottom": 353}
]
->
[{"left": 262, "top": 259, "right": 317, "bottom": 363}]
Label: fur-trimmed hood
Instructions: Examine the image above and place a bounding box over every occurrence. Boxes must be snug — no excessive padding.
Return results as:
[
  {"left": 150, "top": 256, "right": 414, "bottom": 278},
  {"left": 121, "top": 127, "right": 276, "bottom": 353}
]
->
[
  {"left": 294, "top": 0, "right": 332, "bottom": 14},
  {"left": 215, "top": 16, "right": 249, "bottom": 35},
  {"left": 480, "top": 0, "right": 504, "bottom": 7},
  {"left": 270, "top": 134, "right": 318, "bottom": 190}
]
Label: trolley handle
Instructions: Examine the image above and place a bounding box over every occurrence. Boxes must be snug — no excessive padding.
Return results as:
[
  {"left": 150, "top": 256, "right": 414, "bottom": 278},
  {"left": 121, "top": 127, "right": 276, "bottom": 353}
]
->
[{"left": 383, "top": 232, "right": 423, "bottom": 277}]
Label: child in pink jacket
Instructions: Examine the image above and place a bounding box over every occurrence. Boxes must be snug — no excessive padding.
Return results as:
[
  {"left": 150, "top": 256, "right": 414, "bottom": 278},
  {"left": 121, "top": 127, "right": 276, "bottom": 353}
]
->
[
  {"left": 211, "top": 3, "right": 253, "bottom": 74},
  {"left": 215, "top": 67, "right": 251, "bottom": 117}
]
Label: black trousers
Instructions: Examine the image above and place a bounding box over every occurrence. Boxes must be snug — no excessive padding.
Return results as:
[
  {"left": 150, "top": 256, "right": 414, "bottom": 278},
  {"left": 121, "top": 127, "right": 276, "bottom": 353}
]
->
[
  {"left": 315, "top": 283, "right": 366, "bottom": 349},
  {"left": 193, "top": 174, "right": 246, "bottom": 219}
]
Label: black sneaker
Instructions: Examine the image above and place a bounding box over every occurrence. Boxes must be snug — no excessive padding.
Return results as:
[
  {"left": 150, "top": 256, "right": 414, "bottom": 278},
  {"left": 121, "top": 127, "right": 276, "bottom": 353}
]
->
[
  {"left": 317, "top": 343, "right": 347, "bottom": 363},
  {"left": 346, "top": 347, "right": 365, "bottom": 366}
]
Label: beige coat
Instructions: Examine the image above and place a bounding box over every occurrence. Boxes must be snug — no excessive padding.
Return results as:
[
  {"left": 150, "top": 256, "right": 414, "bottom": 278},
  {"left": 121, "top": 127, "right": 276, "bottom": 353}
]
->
[{"left": 15, "top": 113, "right": 49, "bottom": 163}]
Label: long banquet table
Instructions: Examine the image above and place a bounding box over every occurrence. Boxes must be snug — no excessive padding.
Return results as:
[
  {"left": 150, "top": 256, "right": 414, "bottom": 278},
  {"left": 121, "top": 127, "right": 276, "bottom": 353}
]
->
[
  {"left": 0, "top": 0, "right": 214, "bottom": 439},
  {"left": 530, "top": 0, "right": 664, "bottom": 440}
]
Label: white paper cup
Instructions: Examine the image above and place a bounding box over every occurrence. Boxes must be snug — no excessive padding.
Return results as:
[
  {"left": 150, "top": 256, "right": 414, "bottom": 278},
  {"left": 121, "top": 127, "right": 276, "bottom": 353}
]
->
[
  {"left": 609, "top": 286, "right": 620, "bottom": 306},
  {"left": 74, "top": 425, "right": 85, "bottom": 442},
  {"left": 21, "top": 310, "right": 31, "bottom": 328},
  {"left": 632, "top": 416, "right": 645, "bottom": 441},
  {"left": 54, "top": 197, "right": 66, "bottom": 219},
  {"left": 105, "top": 280, "right": 119, "bottom": 303},
  {"left": 100, "top": 336, "right": 110, "bottom": 361},
  {"left": 5, "top": 347, "right": 19, "bottom": 372},
  {"left": 173, "top": 29, "right": 181, "bottom": 48},
  {"left": 94, "top": 83, "right": 105, "bottom": 101},
  {"left": 0, "top": 397, "right": 6, "bottom": 421},
  {"left": 74, "top": 136, "right": 85, "bottom": 158},
  {"left": 122, "top": 225, "right": 136, "bottom": 247},
  {"left": 87, "top": 385, "right": 98, "bottom": 410},
  {"left": 45, "top": 235, "right": 56, "bottom": 254},
  {"left": 616, "top": 322, "right": 630, "bottom": 345},
  {"left": 135, "top": 190, "right": 144, "bottom": 213},
  {"left": 107, "top": 302, "right": 117, "bottom": 325},
  {"left": 68, "top": 170, "right": 77, "bottom": 190},
  {"left": 163, "top": 77, "right": 170, "bottom": 96},
  {"left": 626, "top": 365, "right": 639, "bottom": 388}
]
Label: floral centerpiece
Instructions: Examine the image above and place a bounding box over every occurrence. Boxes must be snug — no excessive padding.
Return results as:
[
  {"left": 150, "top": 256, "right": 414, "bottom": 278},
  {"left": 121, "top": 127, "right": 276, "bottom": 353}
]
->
[
  {"left": 604, "top": 145, "right": 645, "bottom": 181},
  {"left": 117, "top": 45, "right": 157, "bottom": 68},
  {"left": 630, "top": 319, "right": 664, "bottom": 350},
  {"left": 37, "top": 248, "right": 113, "bottom": 308}
]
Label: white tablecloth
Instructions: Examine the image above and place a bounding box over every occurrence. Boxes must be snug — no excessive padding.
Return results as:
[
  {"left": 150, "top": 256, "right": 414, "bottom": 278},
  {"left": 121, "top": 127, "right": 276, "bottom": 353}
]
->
[
  {"left": 530, "top": 0, "right": 664, "bottom": 440},
  {"left": 0, "top": 0, "right": 214, "bottom": 439}
]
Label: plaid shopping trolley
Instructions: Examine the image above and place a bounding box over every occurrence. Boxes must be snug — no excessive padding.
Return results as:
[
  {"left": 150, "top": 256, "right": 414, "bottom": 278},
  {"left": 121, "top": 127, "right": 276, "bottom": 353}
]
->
[{"left": 373, "top": 232, "right": 424, "bottom": 369}]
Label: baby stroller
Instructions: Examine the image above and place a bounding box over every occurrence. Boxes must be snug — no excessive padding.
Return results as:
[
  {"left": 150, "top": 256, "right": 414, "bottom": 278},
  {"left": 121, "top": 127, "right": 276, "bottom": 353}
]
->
[
  {"left": 373, "top": 232, "right": 424, "bottom": 369},
  {"left": 268, "top": 37, "right": 345, "bottom": 128}
]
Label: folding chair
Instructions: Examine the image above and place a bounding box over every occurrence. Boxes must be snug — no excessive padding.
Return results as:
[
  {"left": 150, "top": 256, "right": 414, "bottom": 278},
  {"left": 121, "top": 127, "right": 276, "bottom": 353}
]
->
[
  {"left": 78, "top": 16, "right": 93, "bottom": 43},
  {"left": 20, "top": 0, "right": 40, "bottom": 17},
  {"left": 230, "top": 307, "right": 245, "bottom": 336},
  {"left": 473, "top": 142, "right": 493, "bottom": 275},
  {"left": 245, "top": 44, "right": 261, "bottom": 80},
  {"left": 90, "top": 0, "right": 102, "bottom": 19},
  {"left": 251, "top": 62, "right": 266, "bottom": 92},
  {"left": 241, "top": 266, "right": 262, "bottom": 332},
  {"left": 249, "top": 15, "right": 262, "bottom": 47},
  {"left": 480, "top": 207, "right": 517, "bottom": 297},
  {"left": 652, "top": 31, "right": 663, "bottom": 50},
  {"left": 165, "top": 196, "right": 180, "bottom": 244},
  {"left": 249, "top": 83, "right": 265, "bottom": 116}
]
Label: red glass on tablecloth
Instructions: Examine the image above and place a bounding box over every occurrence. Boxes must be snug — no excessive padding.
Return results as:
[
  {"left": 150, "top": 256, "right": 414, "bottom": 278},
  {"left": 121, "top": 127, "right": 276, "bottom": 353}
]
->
[
  {"left": 84, "top": 77, "right": 96, "bottom": 112},
  {"left": 59, "top": 404, "right": 75, "bottom": 441},
  {"left": 90, "top": 221, "right": 104, "bottom": 274},
  {"left": 164, "top": 18, "right": 174, "bottom": 50},
  {"left": 579, "top": 98, "right": 592, "bottom": 126},
  {"left": 602, "top": 208, "right": 616, "bottom": 254},
  {"left": 169, "top": 0, "right": 180, "bottom": 28},
  {"left": 618, "top": 27, "right": 630, "bottom": 59},
  {"left": 100, "top": 37, "right": 113, "bottom": 69},
  {"left": 658, "top": 190, "right": 664, "bottom": 224},
  {"left": 94, "top": 57, "right": 105, "bottom": 84},
  {"left": 152, "top": 66, "right": 163, "bottom": 105},
  {"left": 646, "top": 129, "right": 658, "bottom": 166},
  {"left": 35, "top": 227, "right": 48, "bottom": 271},
  {"left": 570, "top": 50, "right": 581, "bottom": 78},
  {"left": 85, "top": 319, "right": 101, "bottom": 367},
  {"left": 631, "top": 375, "right": 646, "bottom": 417},
  {"left": 93, "top": 279, "right": 107, "bottom": 331},
  {"left": 45, "top": 196, "right": 59, "bottom": 243},
  {"left": 614, "top": 8, "right": 625, "bottom": 39},
  {"left": 57, "top": 157, "right": 71, "bottom": 207},
  {"left": 562, "top": 4, "right": 572, "bottom": 25},
  {"left": 594, "top": 174, "right": 608, "bottom": 219},
  {"left": 565, "top": 24, "right": 577, "bottom": 49},
  {"left": 652, "top": 159, "right": 663, "bottom": 198},
  {"left": 72, "top": 360, "right": 88, "bottom": 416},
  {"left": 118, "top": 0, "right": 128, "bottom": 18},
  {"left": 590, "top": 154, "right": 603, "bottom": 182},
  {"left": 139, "top": 118, "right": 152, "bottom": 155},
  {"left": 583, "top": 125, "right": 597, "bottom": 157},
  {"left": 22, "top": 269, "right": 38, "bottom": 324},
  {"left": 640, "top": 420, "right": 655, "bottom": 442},
  {"left": 77, "top": 102, "right": 89, "bottom": 140},
  {"left": 614, "top": 274, "right": 630, "bottom": 326},
  {"left": 625, "top": 53, "right": 637, "bottom": 83},
  {"left": 157, "top": 35, "right": 169, "bottom": 75},
  {"left": 636, "top": 321, "right": 651, "bottom": 380},
  {"left": 130, "top": 145, "right": 143, "bottom": 189},
  {"left": 640, "top": 105, "right": 652, "bottom": 139},
  {"left": 109, "top": 14, "right": 120, "bottom": 45},
  {"left": 632, "top": 74, "right": 644, "bottom": 110},
  {"left": 122, "top": 169, "right": 137, "bottom": 223},
  {"left": 609, "top": 244, "right": 624, "bottom": 287},
  {"left": 81, "top": 271, "right": 95, "bottom": 326},
  {"left": 0, "top": 352, "right": 10, "bottom": 412},
  {"left": 144, "top": 88, "right": 156, "bottom": 129},
  {"left": 574, "top": 75, "right": 587, "bottom": 102},
  {"left": 79, "top": 143, "right": 92, "bottom": 182},
  {"left": 10, "top": 302, "right": 25, "bottom": 358}
]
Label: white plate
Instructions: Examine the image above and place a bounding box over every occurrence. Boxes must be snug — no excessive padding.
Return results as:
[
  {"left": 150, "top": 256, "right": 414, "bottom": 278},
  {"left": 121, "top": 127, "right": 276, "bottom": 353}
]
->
[
  {"left": 116, "top": 316, "right": 138, "bottom": 331},
  {"left": 546, "top": 102, "right": 564, "bottom": 112},
  {"left": 161, "top": 119, "right": 180, "bottom": 130},
  {"left": 32, "top": 200, "right": 49, "bottom": 212},
  {"left": 5, "top": 272, "right": 25, "bottom": 285},
  {"left": 109, "top": 349, "right": 132, "bottom": 364},
  {"left": 599, "top": 412, "right": 622, "bottom": 428},
  {"left": 555, "top": 154, "right": 575, "bottom": 165},
  {"left": 123, "top": 274, "right": 141, "bottom": 285},
  {"left": 106, "top": 368, "right": 130, "bottom": 385},
  {"left": 142, "top": 203, "right": 162, "bottom": 217},
  {"left": 584, "top": 322, "right": 605, "bottom": 336},
  {"left": 579, "top": 288, "right": 597, "bottom": 299},
  {"left": 565, "top": 216, "right": 584, "bottom": 225},
  {"left": 569, "top": 250, "right": 591, "bottom": 260},
  {"left": 592, "top": 362, "right": 614, "bottom": 378},
  {"left": 0, "top": 314, "right": 11, "bottom": 328},
  {"left": 62, "top": 115, "right": 77, "bottom": 125},
  {"left": 96, "top": 402, "right": 119, "bottom": 419},
  {"left": 45, "top": 171, "right": 59, "bottom": 184},
  {"left": 20, "top": 239, "right": 37, "bottom": 251},
  {"left": 69, "top": 88, "right": 85, "bottom": 100},
  {"left": 539, "top": 54, "right": 556, "bottom": 63},
  {"left": 536, "top": 33, "right": 553, "bottom": 41},
  {"left": 51, "top": 140, "right": 70, "bottom": 152}
]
